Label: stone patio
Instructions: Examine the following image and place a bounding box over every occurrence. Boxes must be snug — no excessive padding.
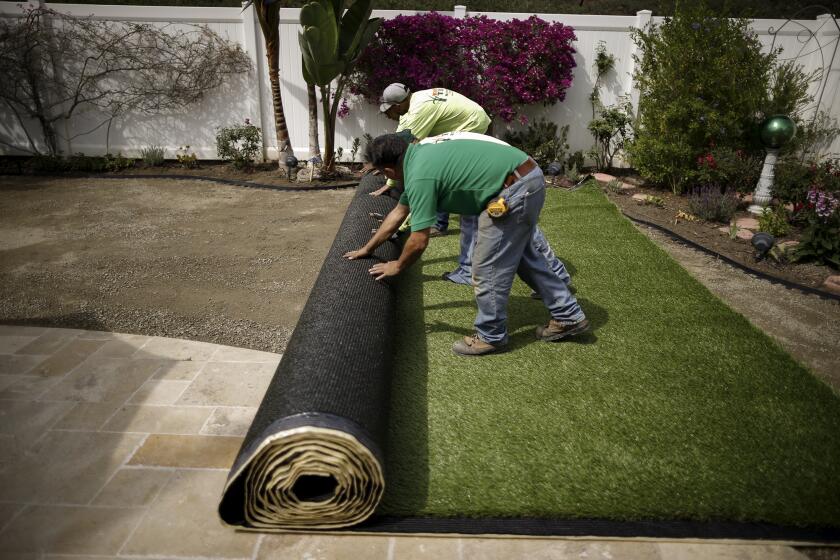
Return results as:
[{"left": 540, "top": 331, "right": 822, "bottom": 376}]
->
[{"left": 0, "top": 325, "right": 821, "bottom": 559}]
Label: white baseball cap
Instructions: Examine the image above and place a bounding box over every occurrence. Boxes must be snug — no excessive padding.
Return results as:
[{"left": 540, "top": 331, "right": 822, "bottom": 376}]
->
[{"left": 379, "top": 83, "right": 411, "bottom": 113}]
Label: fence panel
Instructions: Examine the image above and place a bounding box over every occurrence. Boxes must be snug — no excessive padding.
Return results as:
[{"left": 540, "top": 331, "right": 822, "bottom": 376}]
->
[{"left": 0, "top": 2, "right": 836, "bottom": 162}]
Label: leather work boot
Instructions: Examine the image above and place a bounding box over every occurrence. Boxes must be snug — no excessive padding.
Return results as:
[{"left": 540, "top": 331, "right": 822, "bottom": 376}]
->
[
  {"left": 452, "top": 334, "right": 507, "bottom": 356},
  {"left": 536, "top": 318, "right": 590, "bottom": 342}
]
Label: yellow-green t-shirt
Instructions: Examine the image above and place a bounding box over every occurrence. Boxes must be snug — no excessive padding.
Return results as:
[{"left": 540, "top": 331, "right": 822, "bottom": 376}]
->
[{"left": 396, "top": 88, "right": 491, "bottom": 139}]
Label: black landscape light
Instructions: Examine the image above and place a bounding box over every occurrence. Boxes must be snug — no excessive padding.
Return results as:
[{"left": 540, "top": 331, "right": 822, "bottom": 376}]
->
[
  {"left": 751, "top": 232, "right": 775, "bottom": 261},
  {"left": 285, "top": 154, "right": 299, "bottom": 180}
]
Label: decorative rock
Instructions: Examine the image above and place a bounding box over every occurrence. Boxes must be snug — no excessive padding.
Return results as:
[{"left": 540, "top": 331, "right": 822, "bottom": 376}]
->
[
  {"left": 823, "top": 275, "right": 840, "bottom": 295},
  {"left": 593, "top": 172, "right": 617, "bottom": 183},
  {"left": 736, "top": 229, "right": 754, "bottom": 241},
  {"left": 632, "top": 193, "right": 648, "bottom": 202},
  {"left": 295, "top": 167, "right": 314, "bottom": 182},
  {"left": 778, "top": 240, "right": 800, "bottom": 250},
  {"left": 619, "top": 182, "right": 636, "bottom": 190},
  {"left": 735, "top": 217, "right": 760, "bottom": 230},
  {"left": 739, "top": 193, "right": 754, "bottom": 204},
  {"left": 718, "top": 226, "right": 732, "bottom": 235}
]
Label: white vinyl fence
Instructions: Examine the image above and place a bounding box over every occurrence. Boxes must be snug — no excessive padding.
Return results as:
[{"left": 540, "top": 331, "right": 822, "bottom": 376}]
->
[{"left": 1, "top": 2, "right": 838, "bottom": 162}]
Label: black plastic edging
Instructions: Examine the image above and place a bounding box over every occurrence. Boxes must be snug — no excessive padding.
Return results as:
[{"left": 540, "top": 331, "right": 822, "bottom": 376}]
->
[
  {"left": 622, "top": 211, "right": 840, "bottom": 303},
  {"left": 80, "top": 173, "right": 359, "bottom": 192},
  {"left": 350, "top": 515, "right": 840, "bottom": 542}
]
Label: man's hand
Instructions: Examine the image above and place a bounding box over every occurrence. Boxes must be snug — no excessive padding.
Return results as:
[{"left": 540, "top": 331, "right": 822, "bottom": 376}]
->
[
  {"left": 369, "top": 260, "right": 401, "bottom": 281},
  {"left": 369, "top": 184, "right": 390, "bottom": 197},
  {"left": 343, "top": 248, "right": 370, "bottom": 260}
]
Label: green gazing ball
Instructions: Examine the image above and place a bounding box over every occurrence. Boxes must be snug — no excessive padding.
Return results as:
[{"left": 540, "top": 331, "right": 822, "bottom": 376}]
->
[{"left": 760, "top": 115, "right": 796, "bottom": 149}]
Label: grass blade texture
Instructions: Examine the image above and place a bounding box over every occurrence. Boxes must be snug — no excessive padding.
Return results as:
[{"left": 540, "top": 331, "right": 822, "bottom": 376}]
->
[{"left": 381, "top": 182, "right": 840, "bottom": 528}]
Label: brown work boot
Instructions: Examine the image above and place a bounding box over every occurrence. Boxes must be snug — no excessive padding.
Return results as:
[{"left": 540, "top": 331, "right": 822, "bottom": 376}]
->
[
  {"left": 536, "top": 318, "right": 590, "bottom": 342},
  {"left": 452, "top": 334, "right": 507, "bottom": 356}
]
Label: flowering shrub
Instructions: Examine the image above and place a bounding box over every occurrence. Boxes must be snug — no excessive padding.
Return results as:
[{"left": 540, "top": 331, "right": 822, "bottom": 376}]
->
[
  {"left": 694, "top": 147, "right": 763, "bottom": 193},
  {"left": 626, "top": 1, "right": 778, "bottom": 193},
  {"left": 348, "top": 13, "right": 576, "bottom": 122},
  {"left": 794, "top": 187, "right": 840, "bottom": 268}
]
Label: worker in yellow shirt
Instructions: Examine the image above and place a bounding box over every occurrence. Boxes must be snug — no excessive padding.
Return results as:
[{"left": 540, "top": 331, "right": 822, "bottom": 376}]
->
[{"left": 370, "top": 83, "right": 490, "bottom": 285}]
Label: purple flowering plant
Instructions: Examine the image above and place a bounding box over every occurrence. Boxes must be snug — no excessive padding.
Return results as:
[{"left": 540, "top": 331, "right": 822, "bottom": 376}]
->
[{"left": 347, "top": 13, "right": 577, "bottom": 122}]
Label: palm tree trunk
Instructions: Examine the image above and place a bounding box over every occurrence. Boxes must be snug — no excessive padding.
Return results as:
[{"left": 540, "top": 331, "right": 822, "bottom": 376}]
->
[
  {"left": 320, "top": 85, "right": 334, "bottom": 173},
  {"left": 256, "top": 5, "right": 293, "bottom": 166},
  {"left": 307, "top": 83, "right": 321, "bottom": 159}
]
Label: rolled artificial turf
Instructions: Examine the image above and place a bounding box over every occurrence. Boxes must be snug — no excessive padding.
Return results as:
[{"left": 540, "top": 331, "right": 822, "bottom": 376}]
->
[{"left": 379, "top": 182, "right": 840, "bottom": 530}]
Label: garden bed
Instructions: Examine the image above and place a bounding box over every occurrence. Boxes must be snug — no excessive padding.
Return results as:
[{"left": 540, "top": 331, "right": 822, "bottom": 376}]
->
[
  {"left": 599, "top": 179, "right": 836, "bottom": 292},
  {"left": 0, "top": 157, "right": 362, "bottom": 190}
]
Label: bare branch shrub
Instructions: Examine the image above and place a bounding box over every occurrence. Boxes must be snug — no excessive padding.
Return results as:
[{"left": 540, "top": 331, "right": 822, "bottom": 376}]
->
[{"left": 0, "top": 6, "right": 252, "bottom": 155}]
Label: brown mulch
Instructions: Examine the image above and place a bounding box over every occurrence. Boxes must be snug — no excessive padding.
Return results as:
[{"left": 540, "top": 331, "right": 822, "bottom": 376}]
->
[{"left": 598, "top": 176, "right": 836, "bottom": 291}]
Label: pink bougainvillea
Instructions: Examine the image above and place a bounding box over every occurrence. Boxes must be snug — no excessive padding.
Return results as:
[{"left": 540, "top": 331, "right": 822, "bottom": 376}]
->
[{"left": 347, "top": 13, "right": 577, "bottom": 122}]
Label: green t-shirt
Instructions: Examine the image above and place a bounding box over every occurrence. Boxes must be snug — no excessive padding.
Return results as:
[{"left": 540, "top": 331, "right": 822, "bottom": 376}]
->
[{"left": 398, "top": 140, "right": 529, "bottom": 231}]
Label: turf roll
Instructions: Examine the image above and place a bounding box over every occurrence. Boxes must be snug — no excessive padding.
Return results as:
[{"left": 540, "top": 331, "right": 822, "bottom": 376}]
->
[{"left": 219, "top": 175, "right": 401, "bottom": 530}]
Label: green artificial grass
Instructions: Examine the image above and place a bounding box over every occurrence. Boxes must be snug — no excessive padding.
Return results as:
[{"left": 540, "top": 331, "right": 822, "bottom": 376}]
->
[{"left": 380, "top": 182, "right": 840, "bottom": 528}]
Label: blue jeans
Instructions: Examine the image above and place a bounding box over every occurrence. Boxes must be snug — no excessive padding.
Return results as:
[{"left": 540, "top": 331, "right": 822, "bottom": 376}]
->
[
  {"left": 472, "top": 168, "right": 585, "bottom": 344},
  {"left": 435, "top": 212, "right": 449, "bottom": 231},
  {"left": 445, "top": 221, "right": 571, "bottom": 288}
]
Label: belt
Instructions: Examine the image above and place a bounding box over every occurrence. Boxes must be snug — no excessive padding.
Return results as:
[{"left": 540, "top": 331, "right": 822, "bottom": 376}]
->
[{"left": 502, "top": 158, "right": 538, "bottom": 188}]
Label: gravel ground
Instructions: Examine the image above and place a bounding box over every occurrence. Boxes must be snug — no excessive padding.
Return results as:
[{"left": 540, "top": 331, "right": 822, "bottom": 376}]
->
[{"left": 0, "top": 176, "right": 356, "bottom": 353}]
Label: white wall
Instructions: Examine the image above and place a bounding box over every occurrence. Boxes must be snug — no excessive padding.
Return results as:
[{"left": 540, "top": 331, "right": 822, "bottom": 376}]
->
[{"left": 0, "top": 2, "right": 837, "bottom": 162}]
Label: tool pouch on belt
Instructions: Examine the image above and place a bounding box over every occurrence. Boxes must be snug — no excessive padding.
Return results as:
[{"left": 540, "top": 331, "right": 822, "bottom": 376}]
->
[{"left": 486, "top": 196, "right": 508, "bottom": 218}]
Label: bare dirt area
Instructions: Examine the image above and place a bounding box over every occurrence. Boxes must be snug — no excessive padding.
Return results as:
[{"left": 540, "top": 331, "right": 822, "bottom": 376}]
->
[{"left": 0, "top": 175, "right": 356, "bottom": 353}]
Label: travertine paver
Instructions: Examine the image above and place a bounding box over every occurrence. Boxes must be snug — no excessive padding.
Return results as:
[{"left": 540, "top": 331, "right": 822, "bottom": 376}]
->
[
  {"left": 176, "top": 361, "right": 277, "bottom": 407},
  {"left": 128, "top": 433, "right": 244, "bottom": 468},
  {"left": 202, "top": 406, "right": 259, "bottom": 436},
  {"left": 0, "top": 326, "right": 820, "bottom": 559},
  {"left": 120, "top": 470, "right": 259, "bottom": 558}
]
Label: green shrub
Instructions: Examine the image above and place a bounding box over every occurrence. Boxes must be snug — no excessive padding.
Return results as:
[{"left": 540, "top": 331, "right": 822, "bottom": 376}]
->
[
  {"left": 28, "top": 154, "right": 67, "bottom": 173},
  {"left": 503, "top": 118, "right": 570, "bottom": 169},
  {"left": 687, "top": 185, "right": 739, "bottom": 223},
  {"left": 216, "top": 121, "right": 262, "bottom": 169},
  {"left": 774, "top": 158, "right": 840, "bottom": 207},
  {"left": 626, "top": 1, "right": 777, "bottom": 193},
  {"left": 758, "top": 205, "right": 791, "bottom": 237},
  {"left": 104, "top": 152, "right": 134, "bottom": 172},
  {"left": 587, "top": 99, "right": 633, "bottom": 171},
  {"left": 140, "top": 145, "right": 166, "bottom": 166},
  {"left": 694, "top": 147, "right": 763, "bottom": 193}
]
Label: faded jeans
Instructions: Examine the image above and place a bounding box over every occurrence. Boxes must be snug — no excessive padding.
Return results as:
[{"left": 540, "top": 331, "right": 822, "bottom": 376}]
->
[
  {"left": 472, "top": 167, "right": 585, "bottom": 344},
  {"left": 445, "top": 221, "right": 570, "bottom": 287}
]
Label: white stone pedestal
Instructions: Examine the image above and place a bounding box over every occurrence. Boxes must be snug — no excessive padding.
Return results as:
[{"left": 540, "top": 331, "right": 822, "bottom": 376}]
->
[{"left": 748, "top": 148, "right": 779, "bottom": 215}]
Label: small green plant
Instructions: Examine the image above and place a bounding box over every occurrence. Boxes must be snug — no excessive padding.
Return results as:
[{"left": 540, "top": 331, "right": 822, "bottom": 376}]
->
[
  {"left": 140, "top": 145, "right": 166, "bottom": 167},
  {"left": 605, "top": 179, "right": 623, "bottom": 193},
  {"left": 216, "top": 120, "right": 262, "bottom": 169},
  {"left": 504, "top": 118, "right": 570, "bottom": 169},
  {"left": 28, "top": 154, "right": 67, "bottom": 173},
  {"left": 350, "top": 137, "right": 361, "bottom": 162},
  {"left": 758, "top": 205, "right": 791, "bottom": 237},
  {"left": 567, "top": 150, "right": 585, "bottom": 172},
  {"left": 103, "top": 152, "right": 134, "bottom": 172},
  {"left": 176, "top": 145, "right": 198, "bottom": 168},
  {"left": 566, "top": 163, "right": 582, "bottom": 183},
  {"left": 687, "top": 185, "right": 739, "bottom": 222},
  {"left": 728, "top": 221, "right": 739, "bottom": 240},
  {"left": 335, "top": 146, "right": 344, "bottom": 162},
  {"left": 643, "top": 194, "right": 665, "bottom": 208}
]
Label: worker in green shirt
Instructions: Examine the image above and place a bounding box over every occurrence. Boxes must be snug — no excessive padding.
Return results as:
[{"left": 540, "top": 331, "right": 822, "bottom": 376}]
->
[
  {"left": 344, "top": 133, "right": 588, "bottom": 356},
  {"left": 371, "top": 83, "right": 490, "bottom": 285}
]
